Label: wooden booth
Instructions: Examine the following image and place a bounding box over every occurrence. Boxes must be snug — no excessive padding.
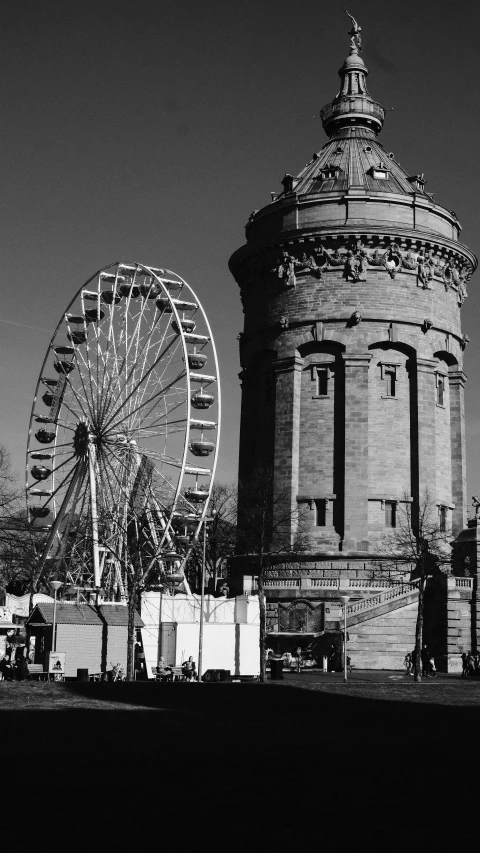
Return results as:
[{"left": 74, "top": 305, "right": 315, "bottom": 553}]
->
[{"left": 26, "top": 602, "right": 144, "bottom": 679}]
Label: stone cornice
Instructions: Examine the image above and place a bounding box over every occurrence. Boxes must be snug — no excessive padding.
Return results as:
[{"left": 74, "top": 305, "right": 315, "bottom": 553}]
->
[
  {"left": 341, "top": 353, "right": 373, "bottom": 367},
  {"left": 272, "top": 355, "right": 304, "bottom": 374}
]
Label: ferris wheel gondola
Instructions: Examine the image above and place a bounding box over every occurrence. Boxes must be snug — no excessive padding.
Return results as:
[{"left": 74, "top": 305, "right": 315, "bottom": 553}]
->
[{"left": 26, "top": 262, "right": 221, "bottom": 598}]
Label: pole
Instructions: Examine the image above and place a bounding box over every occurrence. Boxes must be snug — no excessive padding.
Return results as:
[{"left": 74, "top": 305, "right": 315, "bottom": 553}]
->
[
  {"left": 198, "top": 519, "right": 207, "bottom": 682},
  {"left": 52, "top": 587, "right": 58, "bottom": 653},
  {"left": 339, "top": 594, "right": 350, "bottom": 683}
]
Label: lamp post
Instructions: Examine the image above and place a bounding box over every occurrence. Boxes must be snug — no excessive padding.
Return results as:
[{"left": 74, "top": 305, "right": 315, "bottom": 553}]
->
[
  {"left": 198, "top": 512, "right": 216, "bottom": 683},
  {"left": 339, "top": 594, "right": 350, "bottom": 682},
  {"left": 51, "top": 581, "right": 62, "bottom": 653}
]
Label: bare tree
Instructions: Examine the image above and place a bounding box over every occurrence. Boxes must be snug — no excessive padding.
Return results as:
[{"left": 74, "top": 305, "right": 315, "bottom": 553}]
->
[
  {"left": 375, "top": 492, "right": 453, "bottom": 682},
  {"left": 185, "top": 483, "right": 237, "bottom": 593},
  {"left": 236, "top": 466, "right": 311, "bottom": 682},
  {"left": 0, "top": 446, "right": 51, "bottom": 607}
]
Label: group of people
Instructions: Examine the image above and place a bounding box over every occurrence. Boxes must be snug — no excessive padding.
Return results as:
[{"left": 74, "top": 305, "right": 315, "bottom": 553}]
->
[
  {"left": 404, "top": 646, "right": 437, "bottom": 677},
  {"left": 0, "top": 642, "right": 29, "bottom": 681},
  {"left": 156, "top": 655, "right": 197, "bottom": 682},
  {"left": 461, "top": 651, "right": 480, "bottom": 678}
]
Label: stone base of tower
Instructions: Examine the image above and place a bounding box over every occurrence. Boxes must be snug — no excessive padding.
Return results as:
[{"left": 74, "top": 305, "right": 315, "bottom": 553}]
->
[{"left": 229, "top": 555, "right": 474, "bottom": 672}]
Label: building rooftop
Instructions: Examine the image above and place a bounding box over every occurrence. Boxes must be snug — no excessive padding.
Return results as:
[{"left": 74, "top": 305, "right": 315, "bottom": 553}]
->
[{"left": 27, "top": 602, "right": 143, "bottom": 627}]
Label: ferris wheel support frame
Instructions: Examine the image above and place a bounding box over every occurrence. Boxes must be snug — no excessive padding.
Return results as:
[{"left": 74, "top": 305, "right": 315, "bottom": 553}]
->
[{"left": 88, "top": 440, "right": 101, "bottom": 589}]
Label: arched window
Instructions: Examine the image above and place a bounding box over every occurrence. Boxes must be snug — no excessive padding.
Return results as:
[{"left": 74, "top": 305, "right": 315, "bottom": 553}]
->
[{"left": 289, "top": 602, "right": 309, "bottom": 632}]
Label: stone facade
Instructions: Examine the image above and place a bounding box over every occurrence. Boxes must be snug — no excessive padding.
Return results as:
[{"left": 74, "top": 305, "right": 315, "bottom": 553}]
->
[{"left": 228, "top": 22, "right": 477, "bottom": 667}]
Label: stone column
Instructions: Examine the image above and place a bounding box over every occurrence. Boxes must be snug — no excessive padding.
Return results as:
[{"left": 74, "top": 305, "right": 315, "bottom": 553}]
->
[
  {"left": 342, "top": 353, "right": 372, "bottom": 551},
  {"left": 273, "top": 356, "right": 303, "bottom": 540},
  {"left": 415, "top": 358, "right": 438, "bottom": 507},
  {"left": 449, "top": 370, "right": 467, "bottom": 531}
]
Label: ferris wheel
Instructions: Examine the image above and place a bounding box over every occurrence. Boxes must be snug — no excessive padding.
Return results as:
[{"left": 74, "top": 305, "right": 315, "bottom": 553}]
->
[{"left": 26, "top": 262, "right": 221, "bottom": 599}]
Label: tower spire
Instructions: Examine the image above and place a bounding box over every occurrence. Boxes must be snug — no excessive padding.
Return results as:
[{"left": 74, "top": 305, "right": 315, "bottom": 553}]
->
[{"left": 320, "top": 13, "right": 385, "bottom": 138}]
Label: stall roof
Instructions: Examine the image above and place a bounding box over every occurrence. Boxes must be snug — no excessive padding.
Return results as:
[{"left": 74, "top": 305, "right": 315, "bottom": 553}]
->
[
  {"left": 26, "top": 603, "right": 143, "bottom": 627},
  {"left": 99, "top": 605, "right": 143, "bottom": 627}
]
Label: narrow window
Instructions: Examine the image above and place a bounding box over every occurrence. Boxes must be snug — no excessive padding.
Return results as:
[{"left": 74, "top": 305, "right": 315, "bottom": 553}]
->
[
  {"left": 317, "top": 368, "right": 328, "bottom": 396},
  {"left": 385, "top": 501, "right": 396, "bottom": 528},
  {"left": 439, "top": 506, "right": 447, "bottom": 532},
  {"left": 385, "top": 369, "right": 396, "bottom": 397},
  {"left": 437, "top": 376, "right": 445, "bottom": 406},
  {"left": 315, "top": 500, "right": 326, "bottom": 527}
]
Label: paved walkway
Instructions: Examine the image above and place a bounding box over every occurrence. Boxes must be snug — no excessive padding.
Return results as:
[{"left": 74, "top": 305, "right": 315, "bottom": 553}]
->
[{"left": 275, "top": 667, "right": 463, "bottom": 684}]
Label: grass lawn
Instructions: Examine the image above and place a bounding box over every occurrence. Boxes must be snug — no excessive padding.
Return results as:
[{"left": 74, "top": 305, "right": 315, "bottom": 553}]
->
[{"left": 1, "top": 676, "right": 476, "bottom": 850}]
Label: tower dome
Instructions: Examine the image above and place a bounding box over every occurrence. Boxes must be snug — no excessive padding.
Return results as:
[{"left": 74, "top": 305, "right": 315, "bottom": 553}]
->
[{"left": 228, "top": 16, "right": 477, "bottom": 671}]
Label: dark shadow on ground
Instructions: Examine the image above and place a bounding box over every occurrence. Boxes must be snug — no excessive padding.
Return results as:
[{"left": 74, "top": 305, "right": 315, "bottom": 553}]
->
[{"left": 0, "top": 682, "right": 475, "bottom": 850}]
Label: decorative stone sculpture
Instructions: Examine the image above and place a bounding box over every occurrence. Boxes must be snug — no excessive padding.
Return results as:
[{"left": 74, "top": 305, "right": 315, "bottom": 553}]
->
[
  {"left": 402, "top": 250, "right": 418, "bottom": 270},
  {"left": 422, "top": 318, "right": 433, "bottom": 333},
  {"left": 417, "top": 250, "right": 435, "bottom": 288},
  {"left": 279, "top": 316, "right": 289, "bottom": 330},
  {"left": 383, "top": 243, "right": 402, "bottom": 279},
  {"left": 344, "top": 243, "right": 368, "bottom": 282},
  {"left": 350, "top": 311, "right": 362, "bottom": 325},
  {"left": 277, "top": 252, "right": 297, "bottom": 288},
  {"left": 345, "top": 9, "right": 362, "bottom": 51}
]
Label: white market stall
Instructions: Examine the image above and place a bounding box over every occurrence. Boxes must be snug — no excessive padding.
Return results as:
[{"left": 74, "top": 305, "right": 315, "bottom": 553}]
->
[{"left": 141, "top": 593, "right": 260, "bottom": 679}]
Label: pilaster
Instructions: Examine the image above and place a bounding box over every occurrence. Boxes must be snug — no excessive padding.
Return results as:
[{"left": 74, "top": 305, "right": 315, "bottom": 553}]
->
[
  {"left": 415, "top": 358, "right": 438, "bottom": 506},
  {"left": 342, "top": 353, "right": 372, "bottom": 550},
  {"left": 273, "top": 356, "right": 304, "bottom": 538},
  {"left": 449, "top": 370, "right": 467, "bottom": 531}
]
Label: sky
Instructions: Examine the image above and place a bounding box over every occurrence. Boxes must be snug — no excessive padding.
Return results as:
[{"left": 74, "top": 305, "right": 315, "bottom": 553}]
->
[{"left": 0, "top": 0, "right": 479, "bottom": 511}]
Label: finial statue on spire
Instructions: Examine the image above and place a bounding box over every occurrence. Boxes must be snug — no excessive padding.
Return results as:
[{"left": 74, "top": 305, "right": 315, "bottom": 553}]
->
[{"left": 345, "top": 9, "right": 362, "bottom": 52}]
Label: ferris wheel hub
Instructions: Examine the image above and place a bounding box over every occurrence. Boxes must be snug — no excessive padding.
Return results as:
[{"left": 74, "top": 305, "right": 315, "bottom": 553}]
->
[{"left": 73, "top": 422, "right": 90, "bottom": 457}]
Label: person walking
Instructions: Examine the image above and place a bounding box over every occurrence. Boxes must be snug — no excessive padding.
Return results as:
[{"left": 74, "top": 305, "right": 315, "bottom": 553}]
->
[
  {"left": 294, "top": 646, "right": 303, "bottom": 673},
  {"left": 421, "top": 645, "right": 430, "bottom": 677},
  {"left": 404, "top": 651, "right": 413, "bottom": 675}
]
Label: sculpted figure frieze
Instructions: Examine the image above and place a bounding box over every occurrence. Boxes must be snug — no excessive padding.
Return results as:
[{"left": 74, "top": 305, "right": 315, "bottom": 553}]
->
[{"left": 261, "top": 242, "right": 473, "bottom": 297}]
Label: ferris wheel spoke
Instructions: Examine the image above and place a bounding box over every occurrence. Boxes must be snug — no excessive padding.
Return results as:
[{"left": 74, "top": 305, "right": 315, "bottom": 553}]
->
[
  {"left": 106, "top": 371, "right": 187, "bottom": 436},
  {"left": 128, "top": 369, "right": 187, "bottom": 433},
  {"left": 126, "top": 310, "right": 171, "bottom": 422},
  {"left": 71, "top": 342, "right": 101, "bottom": 423},
  {"left": 112, "top": 303, "right": 175, "bottom": 423},
  {"left": 129, "top": 326, "right": 183, "bottom": 428},
  {"left": 119, "top": 325, "right": 177, "bottom": 427},
  {"left": 128, "top": 310, "right": 166, "bottom": 419},
  {"left": 98, "top": 304, "right": 171, "bottom": 430},
  {"left": 63, "top": 322, "right": 97, "bottom": 422},
  {"left": 129, "top": 424, "right": 188, "bottom": 441},
  {"left": 100, "top": 450, "right": 141, "bottom": 519},
  {"left": 132, "top": 398, "right": 189, "bottom": 436},
  {"left": 79, "top": 293, "right": 103, "bottom": 422},
  {"left": 102, "top": 341, "right": 184, "bottom": 434}
]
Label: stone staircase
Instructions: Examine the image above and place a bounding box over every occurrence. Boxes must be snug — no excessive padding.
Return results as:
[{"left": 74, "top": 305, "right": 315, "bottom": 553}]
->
[
  {"left": 346, "top": 583, "right": 419, "bottom": 669},
  {"left": 347, "top": 583, "right": 419, "bottom": 627}
]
